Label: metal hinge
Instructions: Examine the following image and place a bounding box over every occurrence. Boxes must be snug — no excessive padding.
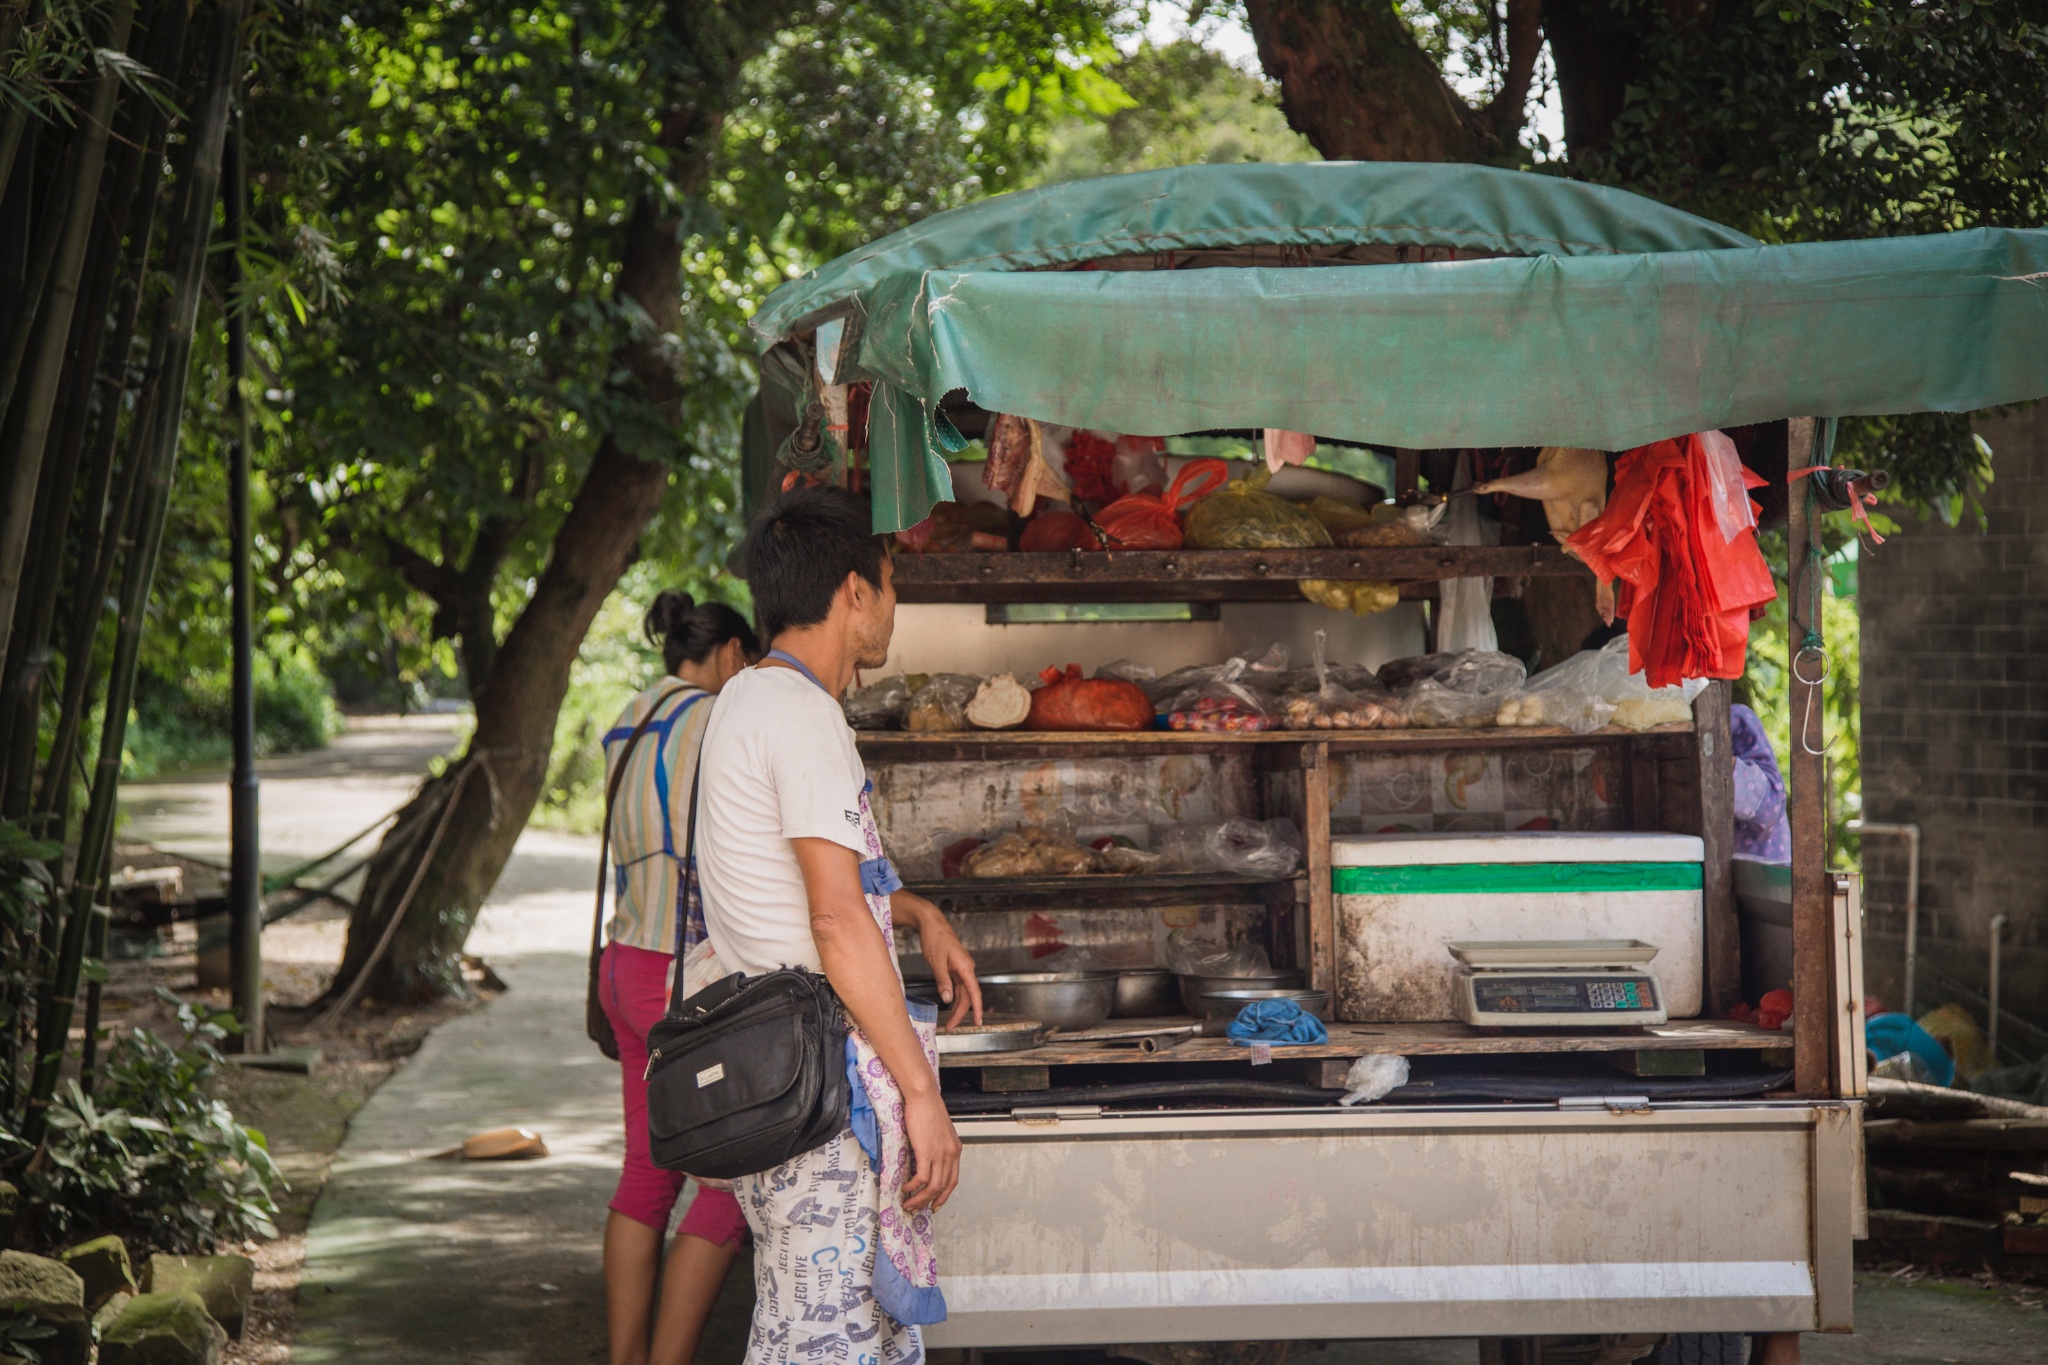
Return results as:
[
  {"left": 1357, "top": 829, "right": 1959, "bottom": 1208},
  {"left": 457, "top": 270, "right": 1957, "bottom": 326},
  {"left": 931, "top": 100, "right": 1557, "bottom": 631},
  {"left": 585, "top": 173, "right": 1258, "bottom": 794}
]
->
[
  {"left": 1010, "top": 1105, "right": 1106, "bottom": 1126},
  {"left": 1557, "top": 1095, "right": 1653, "bottom": 1114}
]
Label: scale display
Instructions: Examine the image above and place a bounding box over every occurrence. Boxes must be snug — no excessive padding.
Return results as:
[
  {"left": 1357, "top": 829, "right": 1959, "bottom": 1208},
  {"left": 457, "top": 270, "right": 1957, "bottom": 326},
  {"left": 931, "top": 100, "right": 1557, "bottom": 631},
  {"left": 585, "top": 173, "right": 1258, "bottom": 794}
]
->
[{"left": 1454, "top": 970, "right": 1667, "bottom": 1027}]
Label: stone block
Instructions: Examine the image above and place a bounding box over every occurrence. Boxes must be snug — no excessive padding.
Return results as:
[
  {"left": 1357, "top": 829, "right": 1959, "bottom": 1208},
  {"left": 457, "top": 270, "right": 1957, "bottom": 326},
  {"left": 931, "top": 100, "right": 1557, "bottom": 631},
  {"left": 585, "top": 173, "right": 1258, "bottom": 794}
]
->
[
  {"left": 143, "top": 1254, "right": 251, "bottom": 1341},
  {"left": 58, "top": 1234, "right": 137, "bottom": 1310},
  {"left": 96, "top": 1292, "right": 225, "bottom": 1365},
  {"left": 0, "top": 1249, "right": 89, "bottom": 1365},
  {"left": 93, "top": 1290, "right": 134, "bottom": 1336}
]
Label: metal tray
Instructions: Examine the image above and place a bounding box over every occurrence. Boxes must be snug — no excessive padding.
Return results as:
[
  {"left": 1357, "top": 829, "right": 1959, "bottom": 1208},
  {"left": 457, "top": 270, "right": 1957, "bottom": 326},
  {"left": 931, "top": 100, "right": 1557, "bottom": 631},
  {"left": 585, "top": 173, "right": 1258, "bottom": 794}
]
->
[
  {"left": 935, "top": 1017, "right": 1046, "bottom": 1055},
  {"left": 1446, "top": 939, "right": 1661, "bottom": 970}
]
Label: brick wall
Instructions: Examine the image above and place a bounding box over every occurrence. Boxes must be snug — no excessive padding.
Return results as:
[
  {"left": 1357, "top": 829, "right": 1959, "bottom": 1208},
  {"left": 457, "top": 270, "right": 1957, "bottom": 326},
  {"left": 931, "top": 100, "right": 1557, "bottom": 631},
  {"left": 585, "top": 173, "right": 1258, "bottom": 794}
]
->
[{"left": 1859, "top": 402, "right": 2048, "bottom": 1052}]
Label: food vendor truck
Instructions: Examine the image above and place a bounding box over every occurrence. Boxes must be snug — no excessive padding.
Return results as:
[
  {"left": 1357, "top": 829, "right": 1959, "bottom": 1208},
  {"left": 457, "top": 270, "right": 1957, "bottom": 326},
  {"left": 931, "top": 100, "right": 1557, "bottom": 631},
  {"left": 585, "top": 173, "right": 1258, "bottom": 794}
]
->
[{"left": 741, "top": 162, "right": 2048, "bottom": 1364}]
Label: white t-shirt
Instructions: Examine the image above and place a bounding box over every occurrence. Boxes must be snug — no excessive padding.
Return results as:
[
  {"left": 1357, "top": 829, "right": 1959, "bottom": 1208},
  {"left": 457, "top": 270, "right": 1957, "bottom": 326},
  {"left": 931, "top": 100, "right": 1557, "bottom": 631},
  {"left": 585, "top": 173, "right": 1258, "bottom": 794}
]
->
[{"left": 695, "top": 664, "right": 869, "bottom": 979}]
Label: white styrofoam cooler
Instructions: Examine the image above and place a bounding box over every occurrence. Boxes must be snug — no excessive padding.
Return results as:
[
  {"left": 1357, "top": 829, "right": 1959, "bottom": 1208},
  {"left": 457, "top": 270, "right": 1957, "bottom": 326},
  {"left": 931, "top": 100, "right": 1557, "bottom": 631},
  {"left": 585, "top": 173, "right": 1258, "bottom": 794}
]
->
[{"left": 1331, "top": 831, "right": 1705, "bottom": 1022}]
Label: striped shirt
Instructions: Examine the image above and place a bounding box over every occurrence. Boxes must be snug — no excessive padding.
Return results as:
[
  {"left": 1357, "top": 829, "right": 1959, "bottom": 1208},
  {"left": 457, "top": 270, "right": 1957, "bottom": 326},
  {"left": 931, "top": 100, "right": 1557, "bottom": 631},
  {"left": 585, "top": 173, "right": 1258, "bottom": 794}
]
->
[{"left": 602, "top": 681, "right": 714, "bottom": 954}]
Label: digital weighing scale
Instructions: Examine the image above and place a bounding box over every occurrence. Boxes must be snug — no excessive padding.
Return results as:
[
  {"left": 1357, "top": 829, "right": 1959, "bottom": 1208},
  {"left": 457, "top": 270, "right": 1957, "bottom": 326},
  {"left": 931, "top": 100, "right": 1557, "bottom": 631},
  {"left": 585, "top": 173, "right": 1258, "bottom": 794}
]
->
[{"left": 1447, "top": 939, "right": 1668, "bottom": 1027}]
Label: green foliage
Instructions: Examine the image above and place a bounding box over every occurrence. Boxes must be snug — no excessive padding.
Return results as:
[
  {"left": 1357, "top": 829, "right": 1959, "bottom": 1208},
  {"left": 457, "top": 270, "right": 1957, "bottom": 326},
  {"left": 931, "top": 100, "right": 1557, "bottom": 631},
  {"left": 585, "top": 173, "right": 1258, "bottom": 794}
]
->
[
  {"left": 0, "top": 821, "right": 61, "bottom": 1121},
  {"left": 0, "top": 1310, "right": 56, "bottom": 1363},
  {"left": 5, "top": 993, "right": 280, "bottom": 1255},
  {"left": 1736, "top": 530, "right": 1862, "bottom": 868},
  {"left": 122, "top": 649, "right": 341, "bottom": 779},
  {"left": 1033, "top": 40, "right": 1315, "bottom": 184}
]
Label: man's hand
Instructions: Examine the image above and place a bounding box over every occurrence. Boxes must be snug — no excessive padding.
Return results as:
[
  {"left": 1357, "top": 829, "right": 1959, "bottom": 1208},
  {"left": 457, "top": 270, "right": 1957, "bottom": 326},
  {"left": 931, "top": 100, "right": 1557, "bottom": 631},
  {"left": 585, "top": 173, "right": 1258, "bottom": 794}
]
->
[
  {"left": 899, "top": 1090, "right": 962, "bottom": 1212},
  {"left": 897, "top": 893, "right": 981, "bottom": 1029}
]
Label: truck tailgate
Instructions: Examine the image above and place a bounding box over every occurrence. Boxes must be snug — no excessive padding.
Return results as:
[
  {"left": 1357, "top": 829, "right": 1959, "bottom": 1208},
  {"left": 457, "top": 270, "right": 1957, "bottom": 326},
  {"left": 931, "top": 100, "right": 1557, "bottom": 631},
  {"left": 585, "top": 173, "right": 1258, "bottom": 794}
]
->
[{"left": 927, "top": 1102, "right": 1859, "bottom": 1348}]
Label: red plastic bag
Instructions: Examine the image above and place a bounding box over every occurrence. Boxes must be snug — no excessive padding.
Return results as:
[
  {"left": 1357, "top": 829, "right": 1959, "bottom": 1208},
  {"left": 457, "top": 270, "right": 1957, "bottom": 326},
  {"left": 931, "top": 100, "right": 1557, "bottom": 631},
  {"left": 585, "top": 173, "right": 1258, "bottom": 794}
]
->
[
  {"left": 1025, "top": 664, "right": 1152, "bottom": 732},
  {"left": 1063, "top": 431, "right": 1120, "bottom": 504},
  {"left": 1018, "top": 508, "right": 1102, "bottom": 552},
  {"left": 1095, "top": 459, "right": 1229, "bottom": 551}
]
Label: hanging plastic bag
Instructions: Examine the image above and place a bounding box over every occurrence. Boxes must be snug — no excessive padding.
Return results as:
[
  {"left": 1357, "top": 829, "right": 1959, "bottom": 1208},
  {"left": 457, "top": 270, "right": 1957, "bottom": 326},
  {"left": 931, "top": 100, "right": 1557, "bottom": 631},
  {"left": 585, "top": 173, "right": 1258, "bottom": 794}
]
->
[
  {"left": 1166, "top": 658, "right": 1278, "bottom": 732},
  {"left": 1183, "top": 467, "right": 1334, "bottom": 550},
  {"left": 843, "top": 675, "right": 912, "bottom": 729},
  {"left": 1436, "top": 453, "right": 1498, "bottom": 653},
  {"left": 1061, "top": 430, "right": 1120, "bottom": 504},
  {"left": 1025, "top": 663, "right": 1152, "bottom": 731},
  {"left": 1695, "top": 429, "right": 1757, "bottom": 544},
  {"left": 1299, "top": 578, "right": 1401, "bottom": 616},
  {"left": 905, "top": 673, "right": 983, "bottom": 732},
  {"left": 1155, "top": 817, "right": 1303, "bottom": 877},
  {"left": 1095, "top": 458, "right": 1228, "bottom": 551}
]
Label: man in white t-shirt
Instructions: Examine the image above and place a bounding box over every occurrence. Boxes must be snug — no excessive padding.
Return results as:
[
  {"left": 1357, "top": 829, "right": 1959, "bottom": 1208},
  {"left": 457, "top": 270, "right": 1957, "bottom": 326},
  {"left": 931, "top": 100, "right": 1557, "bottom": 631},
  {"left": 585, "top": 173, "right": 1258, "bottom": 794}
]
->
[{"left": 696, "top": 485, "right": 980, "bottom": 1364}]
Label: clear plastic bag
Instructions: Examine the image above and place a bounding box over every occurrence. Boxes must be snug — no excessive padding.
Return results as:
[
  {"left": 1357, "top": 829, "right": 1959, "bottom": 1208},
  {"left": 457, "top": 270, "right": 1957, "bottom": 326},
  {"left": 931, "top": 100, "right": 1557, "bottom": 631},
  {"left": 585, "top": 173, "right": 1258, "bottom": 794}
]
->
[
  {"left": 1183, "top": 467, "right": 1334, "bottom": 550},
  {"left": 1154, "top": 817, "right": 1303, "bottom": 877},
  {"left": 1376, "top": 653, "right": 1459, "bottom": 693},
  {"left": 1166, "top": 657, "right": 1278, "bottom": 732},
  {"left": 1095, "top": 658, "right": 1158, "bottom": 687},
  {"left": 1397, "top": 649, "right": 1528, "bottom": 729},
  {"left": 843, "top": 675, "right": 911, "bottom": 729},
  {"left": 1591, "top": 636, "right": 1705, "bottom": 729},
  {"left": 1149, "top": 662, "right": 1222, "bottom": 709},
  {"left": 1494, "top": 650, "right": 1619, "bottom": 733},
  {"left": 1165, "top": 928, "right": 1275, "bottom": 977},
  {"left": 904, "top": 673, "right": 982, "bottom": 732},
  {"left": 1240, "top": 642, "right": 1291, "bottom": 694},
  {"left": 1282, "top": 631, "right": 1408, "bottom": 730}
]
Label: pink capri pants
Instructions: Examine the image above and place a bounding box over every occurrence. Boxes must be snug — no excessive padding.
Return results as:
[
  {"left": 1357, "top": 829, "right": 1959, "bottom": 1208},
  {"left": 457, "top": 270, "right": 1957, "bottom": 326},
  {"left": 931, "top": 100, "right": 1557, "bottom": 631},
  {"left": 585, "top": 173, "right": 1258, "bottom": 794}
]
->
[{"left": 598, "top": 941, "right": 748, "bottom": 1245}]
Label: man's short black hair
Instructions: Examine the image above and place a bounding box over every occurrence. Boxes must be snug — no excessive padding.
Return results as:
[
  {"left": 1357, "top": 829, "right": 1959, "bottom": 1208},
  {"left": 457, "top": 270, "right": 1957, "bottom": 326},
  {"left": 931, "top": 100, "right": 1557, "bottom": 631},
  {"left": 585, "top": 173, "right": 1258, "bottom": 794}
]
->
[{"left": 741, "top": 485, "right": 887, "bottom": 643}]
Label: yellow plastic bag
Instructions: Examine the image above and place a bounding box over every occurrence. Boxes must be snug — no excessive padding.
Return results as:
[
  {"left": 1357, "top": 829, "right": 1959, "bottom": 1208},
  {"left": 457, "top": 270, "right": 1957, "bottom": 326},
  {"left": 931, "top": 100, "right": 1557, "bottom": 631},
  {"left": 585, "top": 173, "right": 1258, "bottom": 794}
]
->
[
  {"left": 1299, "top": 579, "right": 1401, "bottom": 616},
  {"left": 1183, "top": 467, "right": 1333, "bottom": 550}
]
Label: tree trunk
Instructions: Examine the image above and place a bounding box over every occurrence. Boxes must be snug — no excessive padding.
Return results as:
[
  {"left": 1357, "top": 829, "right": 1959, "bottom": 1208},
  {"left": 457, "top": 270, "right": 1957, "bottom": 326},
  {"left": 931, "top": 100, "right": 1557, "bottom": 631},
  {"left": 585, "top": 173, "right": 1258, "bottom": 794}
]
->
[
  {"left": 331, "top": 199, "right": 692, "bottom": 1005},
  {"left": 1537, "top": 0, "right": 1648, "bottom": 157},
  {"left": 1245, "top": 0, "right": 1491, "bottom": 162},
  {"left": 328, "top": 4, "right": 809, "bottom": 1006}
]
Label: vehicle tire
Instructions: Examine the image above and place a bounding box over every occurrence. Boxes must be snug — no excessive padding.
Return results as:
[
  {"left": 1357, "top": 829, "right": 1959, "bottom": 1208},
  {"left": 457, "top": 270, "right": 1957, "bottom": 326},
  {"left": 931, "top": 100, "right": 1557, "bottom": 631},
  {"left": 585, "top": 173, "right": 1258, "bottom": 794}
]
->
[{"left": 1646, "top": 1334, "right": 1747, "bottom": 1365}]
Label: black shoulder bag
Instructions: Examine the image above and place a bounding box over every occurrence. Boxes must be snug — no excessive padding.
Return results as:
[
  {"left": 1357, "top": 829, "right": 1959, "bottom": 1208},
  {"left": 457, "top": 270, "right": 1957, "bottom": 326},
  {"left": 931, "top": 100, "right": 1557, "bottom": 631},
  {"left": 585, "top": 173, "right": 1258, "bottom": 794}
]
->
[
  {"left": 642, "top": 743, "right": 849, "bottom": 1180},
  {"left": 586, "top": 684, "right": 688, "bottom": 1061}
]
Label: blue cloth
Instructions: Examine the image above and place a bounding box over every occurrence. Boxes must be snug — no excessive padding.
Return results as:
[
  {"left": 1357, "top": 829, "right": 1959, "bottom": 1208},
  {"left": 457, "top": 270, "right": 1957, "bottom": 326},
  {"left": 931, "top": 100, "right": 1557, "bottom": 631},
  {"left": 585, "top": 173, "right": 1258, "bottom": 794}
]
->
[
  {"left": 1865, "top": 1012, "right": 1956, "bottom": 1088},
  {"left": 844, "top": 997, "right": 946, "bottom": 1326},
  {"left": 1226, "top": 999, "right": 1329, "bottom": 1046}
]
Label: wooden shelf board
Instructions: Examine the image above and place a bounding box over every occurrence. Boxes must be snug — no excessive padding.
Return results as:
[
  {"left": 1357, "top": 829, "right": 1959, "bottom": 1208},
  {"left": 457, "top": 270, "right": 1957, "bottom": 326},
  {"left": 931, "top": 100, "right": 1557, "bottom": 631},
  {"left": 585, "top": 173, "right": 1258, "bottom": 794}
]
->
[
  {"left": 859, "top": 723, "right": 1691, "bottom": 758},
  {"left": 937, "top": 1018, "right": 1788, "bottom": 1068},
  {"left": 893, "top": 547, "right": 1591, "bottom": 604}
]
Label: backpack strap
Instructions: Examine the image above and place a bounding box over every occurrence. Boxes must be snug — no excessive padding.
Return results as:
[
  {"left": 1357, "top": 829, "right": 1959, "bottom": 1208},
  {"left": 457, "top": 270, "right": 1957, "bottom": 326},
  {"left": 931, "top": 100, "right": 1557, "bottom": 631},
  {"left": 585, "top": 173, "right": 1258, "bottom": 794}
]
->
[{"left": 591, "top": 683, "right": 692, "bottom": 968}]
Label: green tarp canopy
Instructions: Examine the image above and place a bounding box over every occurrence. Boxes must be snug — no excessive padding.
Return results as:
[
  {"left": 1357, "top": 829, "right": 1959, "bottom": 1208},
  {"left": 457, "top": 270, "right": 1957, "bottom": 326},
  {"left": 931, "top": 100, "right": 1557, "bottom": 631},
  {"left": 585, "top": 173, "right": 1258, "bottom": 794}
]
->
[{"left": 749, "top": 162, "right": 2048, "bottom": 533}]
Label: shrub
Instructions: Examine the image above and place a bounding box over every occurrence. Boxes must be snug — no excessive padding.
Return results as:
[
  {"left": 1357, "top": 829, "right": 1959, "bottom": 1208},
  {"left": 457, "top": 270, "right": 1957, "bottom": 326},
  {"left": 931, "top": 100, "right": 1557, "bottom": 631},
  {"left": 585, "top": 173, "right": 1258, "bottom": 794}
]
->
[
  {"left": 4, "top": 993, "right": 280, "bottom": 1254},
  {"left": 126, "top": 649, "right": 341, "bottom": 777}
]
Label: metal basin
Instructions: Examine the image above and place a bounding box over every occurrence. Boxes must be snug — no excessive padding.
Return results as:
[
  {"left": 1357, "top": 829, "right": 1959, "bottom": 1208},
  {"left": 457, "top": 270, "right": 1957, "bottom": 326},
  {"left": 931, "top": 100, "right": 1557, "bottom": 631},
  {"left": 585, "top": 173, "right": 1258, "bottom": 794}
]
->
[
  {"left": 1110, "top": 968, "right": 1180, "bottom": 1019},
  {"left": 977, "top": 971, "right": 1118, "bottom": 1032},
  {"left": 1198, "top": 987, "right": 1333, "bottom": 1022},
  {"left": 1177, "top": 970, "right": 1303, "bottom": 1017}
]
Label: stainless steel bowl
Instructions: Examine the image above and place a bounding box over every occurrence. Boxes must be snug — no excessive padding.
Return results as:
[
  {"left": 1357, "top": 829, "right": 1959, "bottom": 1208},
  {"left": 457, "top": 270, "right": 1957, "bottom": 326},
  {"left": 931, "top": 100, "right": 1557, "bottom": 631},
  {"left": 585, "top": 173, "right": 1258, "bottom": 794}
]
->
[
  {"left": 1109, "top": 968, "right": 1180, "bottom": 1019},
  {"left": 1177, "top": 970, "right": 1303, "bottom": 1016},
  {"left": 977, "top": 971, "right": 1119, "bottom": 1032},
  {"left": 1198, "top": 987, "right": 1333, "bottom": 1022}
]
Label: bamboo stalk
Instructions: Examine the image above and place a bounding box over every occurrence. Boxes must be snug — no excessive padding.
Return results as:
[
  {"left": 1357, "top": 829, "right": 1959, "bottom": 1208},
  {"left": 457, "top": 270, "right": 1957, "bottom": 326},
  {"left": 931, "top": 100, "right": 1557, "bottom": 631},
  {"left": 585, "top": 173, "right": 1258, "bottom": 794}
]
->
[
  {"left": 23, "top": 0, "right": 246, "bottom": 1145},
  {"left": 33, "top": 0, "right": 191, "bottom": 826},
  {"left": 0, "top": 2, "right": 31, "bottom": 197},
  {"left": 0, "top": 0, "right": 173, "bottom": 819},
  {"left": 0, "top": 0, "right": 137, "bottom": 692}
]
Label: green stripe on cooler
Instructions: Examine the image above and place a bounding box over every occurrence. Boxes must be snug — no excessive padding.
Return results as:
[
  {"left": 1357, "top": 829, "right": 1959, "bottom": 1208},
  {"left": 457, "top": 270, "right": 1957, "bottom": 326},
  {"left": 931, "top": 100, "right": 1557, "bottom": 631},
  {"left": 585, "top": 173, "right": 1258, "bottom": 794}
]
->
[{"left": 1332, "top": 861, "right": 1704, "bottom": 895}]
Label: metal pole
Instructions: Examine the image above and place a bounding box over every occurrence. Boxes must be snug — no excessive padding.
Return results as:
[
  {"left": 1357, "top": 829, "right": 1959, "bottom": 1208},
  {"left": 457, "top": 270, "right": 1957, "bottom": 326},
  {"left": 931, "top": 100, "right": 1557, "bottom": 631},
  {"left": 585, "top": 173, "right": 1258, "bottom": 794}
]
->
[
  {"left": 1848, "top": 820, "right": 1920, "bottom": 1015},
  {"left": 1988, "top": 914, "right": 2007, "bottom": 1063},
  {"left": 224, "top": 106, "right": 262, "bottom": 1053}
]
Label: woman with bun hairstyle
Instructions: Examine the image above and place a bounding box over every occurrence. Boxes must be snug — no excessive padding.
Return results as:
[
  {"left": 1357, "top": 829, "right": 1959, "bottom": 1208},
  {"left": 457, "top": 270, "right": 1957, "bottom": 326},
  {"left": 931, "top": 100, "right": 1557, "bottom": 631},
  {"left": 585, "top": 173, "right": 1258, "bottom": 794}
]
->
[{"left": 598, "top": 589, "right": 759, "bottom": 1365}]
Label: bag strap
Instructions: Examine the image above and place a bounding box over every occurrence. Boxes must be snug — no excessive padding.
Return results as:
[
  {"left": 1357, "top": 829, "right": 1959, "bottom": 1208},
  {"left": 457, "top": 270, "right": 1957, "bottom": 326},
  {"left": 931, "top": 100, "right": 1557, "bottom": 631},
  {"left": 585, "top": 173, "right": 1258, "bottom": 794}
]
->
[
  {"left": 591, "top": 683, "right": 692, "bottom": 972},
  {"left": 669, "top": 736, "right": 709, "bottom": 1015}
]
